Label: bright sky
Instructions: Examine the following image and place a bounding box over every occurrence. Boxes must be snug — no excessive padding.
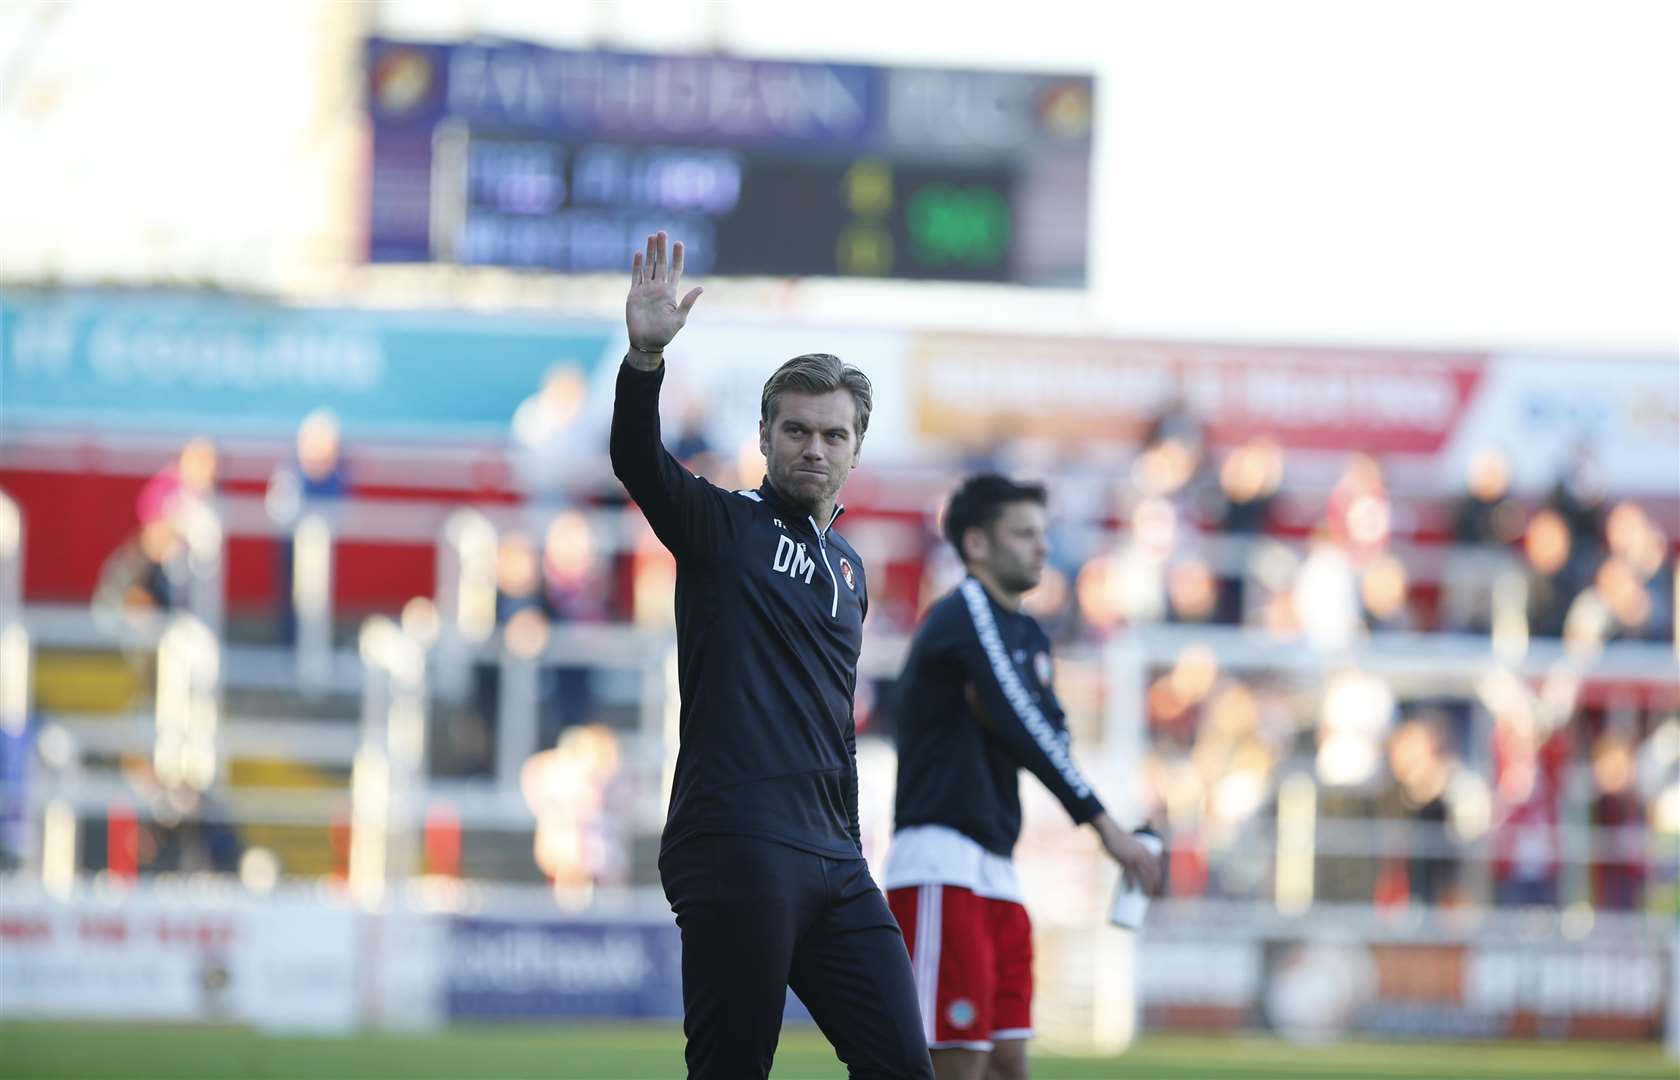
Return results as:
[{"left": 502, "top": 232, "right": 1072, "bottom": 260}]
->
[
  {"left": 0, "top": 0, "right": 1674, "bottom": 352},
  {"left": 713, "top": 0, "right": 1680, "bottom": 352}
]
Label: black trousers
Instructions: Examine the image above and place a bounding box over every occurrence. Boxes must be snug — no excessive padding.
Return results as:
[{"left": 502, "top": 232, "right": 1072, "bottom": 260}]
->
[{"left": 660, "top": 834, "right": 934, "bottom": 1080}]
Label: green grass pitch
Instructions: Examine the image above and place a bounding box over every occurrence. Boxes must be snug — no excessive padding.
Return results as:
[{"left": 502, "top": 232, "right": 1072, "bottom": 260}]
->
[{"left": 0, "top": 1021, "right": 1672, "bottom": 1080}]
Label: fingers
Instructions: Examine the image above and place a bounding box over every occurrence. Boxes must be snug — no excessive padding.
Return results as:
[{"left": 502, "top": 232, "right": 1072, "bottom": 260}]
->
[
  {"left": 677, "top": 286, "right": 703, "bottom": 317},
  {"left": 636, "top": 231, "right": 682, "bottom": 284},
  {"left": 1129, "top": 858, "right": 1159, "bottom": 896},
  {"left": 1116, "top": 840, "right": 1162, "bottom": 894}
]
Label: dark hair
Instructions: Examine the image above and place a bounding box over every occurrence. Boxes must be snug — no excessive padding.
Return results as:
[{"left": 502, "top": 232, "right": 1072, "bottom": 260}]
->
[
  {"left": 760, "top": 353, "right": 873, "bottom": 440},
  {"left": 943, "top": 473, "right": 1048, "bottom": 561}
]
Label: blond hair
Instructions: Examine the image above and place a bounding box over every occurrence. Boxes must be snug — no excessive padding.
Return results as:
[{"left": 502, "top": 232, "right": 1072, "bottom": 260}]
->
[{"left": 759, "top": 353, "right": 873, "bottom": 440}]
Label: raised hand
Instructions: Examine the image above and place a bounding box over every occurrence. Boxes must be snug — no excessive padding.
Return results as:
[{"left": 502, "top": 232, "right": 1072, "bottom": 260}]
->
[{"left": 626, "top": 230, "right": 704, "bottom": 357}]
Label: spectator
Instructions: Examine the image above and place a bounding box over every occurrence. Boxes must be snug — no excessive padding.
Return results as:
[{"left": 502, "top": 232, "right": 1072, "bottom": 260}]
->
[
  {"left": 1546, "top": 443, "right": 1608, "bottom": 562},
  {"left": 93, "top": 436, "right": 223, "bottom": 633},
  {"left": 1599, "top": 501, "right": 1674, "bottom": 642},
  {"left": 1136, "top": 392, "right": 1205, "bottom": 498},
  {"left": 541, "top": 511, "right": 609, "bottom": 624},
  {"left": 1188, "top": 680, "right": 1280, "bottom": 899},
  {"left": 522, "top": 723, "right": 632, "bottom": 890},
  {"left": 1360, "top": 553, "right": 1413, "bottom": 633},
  {"left": 494, "top": 530, "right": 547, "bottom": 627},
  {"left": 1129, "top": 396, "right": 1212, "bottom": 566},
  {"left": 539, "top": 511, "right": 610, "bottom": 743},
  {"left": 1381, "top": 714, "right": 1458, "bottom": 905},
  {"left": 1294, "top": 529, "right": 1362, "bottom": 651},
  {"left": 138, "top": 436, "right": 218, "bottom": 531},
  {"left": 93, "top": 518, "right": 187, "bottom": 628},
  {"left": 143, "top": 796, "right": 244, "bottom": 875},
  {"left": 1443, "top": 448, "right": 1524, "bottom": 632},
  {"left": 1216, "top": 436, "right": 1283, "bottom": 537},
  {"left": 672, "top": 397, "right": 741, "bottom": 490},
  {"left": 1100, "top": 396, "right": 1214, "bottom": 635},
  {"left": 1589, "top": 732, "right": 1646, "bottom": 910},
  {"left": 668, "top": 396, "right": 716, "bottom": 468},
  {"left": 1326, "top": 452, "right": 1392, "bottom": 565},
  {"left": 1491, "top": 711, "right": 1565, "bottom": 907},
  {"left": 1165, "top": 557, "right": 1219, "bottom": 623},
  {"left": 1043, "top": 449, "right": 1117, "bottom": 611},
  {"left": 467, "top": 526, "right": 613, "bottom": 768},
  {"left": 1450, "top": 448, "right": 1523, "bottom": 548},
  {"left": 1214, "top": 437, "right": 1283, "bottom": 623},
  {"left": 511, "top": 365, "right": 599, "bottom": 516},
  {"left": 266, "top": 409, "right": 350, "bottom": 644},
  {"left": 485, "top": 531, "right": 549, "bottom": 759},
  {"left": 1523, "top": 508, "right": 1591, "bottom": 637}
]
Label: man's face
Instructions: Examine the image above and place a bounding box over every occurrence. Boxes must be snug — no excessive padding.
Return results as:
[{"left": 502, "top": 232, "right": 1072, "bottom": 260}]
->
[
  {"left": 967, "top": 501, "right": 1049, "bottom": 594},
  {"left": 759, "top": 390, "right": 862, "bottom": 518}
]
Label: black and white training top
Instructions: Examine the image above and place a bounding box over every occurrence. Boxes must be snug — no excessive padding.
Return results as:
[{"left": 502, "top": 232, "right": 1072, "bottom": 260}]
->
[
  {"left": 884, "top": 577, "right": 1105, "bottom": 899},
  {"left": 610, "top": 359, "right": 869, "bottom": 860}
]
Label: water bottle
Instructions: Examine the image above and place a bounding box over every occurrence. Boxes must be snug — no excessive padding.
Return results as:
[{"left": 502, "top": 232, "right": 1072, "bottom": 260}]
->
[{"left": 1108, "top": 825, "right": 1165, "bottom": 930}]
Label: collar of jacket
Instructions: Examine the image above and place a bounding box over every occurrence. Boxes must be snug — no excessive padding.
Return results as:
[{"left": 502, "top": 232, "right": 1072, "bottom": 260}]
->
[{"left": 756, "top": 477, "right": 845, "bottom": 537}]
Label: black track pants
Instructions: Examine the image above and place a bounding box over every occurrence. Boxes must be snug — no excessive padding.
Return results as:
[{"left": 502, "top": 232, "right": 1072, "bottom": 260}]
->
[{"left": 660, "top": 834, "right": 934, "bottom": 1079}]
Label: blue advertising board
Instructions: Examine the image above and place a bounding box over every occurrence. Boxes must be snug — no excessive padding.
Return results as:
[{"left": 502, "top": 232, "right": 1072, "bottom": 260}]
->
[
  {"left": 442, "top": 915, "right": 821, "bottom": 1024},
  {"left": 445, "top": 917, "right": 685, "bottom": 1020},
  {"left": 0, "top": 291, "right": 620, "bottom": 441}
]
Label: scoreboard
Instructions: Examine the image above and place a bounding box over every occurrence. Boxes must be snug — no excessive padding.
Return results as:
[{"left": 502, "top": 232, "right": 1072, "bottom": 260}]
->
[
  {"left": 365, "top": 40, "right": 1093, "bottom": 286},
  {"left": 442, "top": 135, "right": 1015, "bottom": 280}
]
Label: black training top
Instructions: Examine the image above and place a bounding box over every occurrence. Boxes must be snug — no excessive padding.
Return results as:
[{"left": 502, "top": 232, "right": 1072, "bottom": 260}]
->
[
  {"left": 610, "top": 359, "right": 869, "bottom": 859},
  {"left": 891, "top": 577, "right": 1105, "bottom": 856}
]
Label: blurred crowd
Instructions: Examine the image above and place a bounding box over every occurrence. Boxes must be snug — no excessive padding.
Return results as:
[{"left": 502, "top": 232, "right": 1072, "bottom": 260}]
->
[
  {"left": 93, "top": 370, "right": 1678, "bottom": 651},
  {"left": 69, "top": 371, "right": 1680, "bottom": 909}
]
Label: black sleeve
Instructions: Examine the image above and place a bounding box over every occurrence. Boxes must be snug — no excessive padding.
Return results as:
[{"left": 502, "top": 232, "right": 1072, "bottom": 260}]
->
[
  {"left": 848, "top": 559, "right": 867, "bottom": 847},
  {"left": 845, "top": 723, "right": 861, "bottom": 849},
  {"left": 609, "top": 360, "right": 735, "bottom": 560},
  {"left": 947, "top": 582, "right": 1106, "bottom": 825}
]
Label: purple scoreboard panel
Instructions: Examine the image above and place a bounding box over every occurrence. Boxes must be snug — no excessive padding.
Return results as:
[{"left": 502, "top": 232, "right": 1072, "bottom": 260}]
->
[{"left": 364, "top": 39, "right": 1094, "bottom": 286}]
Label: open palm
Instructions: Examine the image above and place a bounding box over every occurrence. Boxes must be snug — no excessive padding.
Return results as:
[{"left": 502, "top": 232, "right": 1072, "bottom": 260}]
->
[{"left": 626, "top": 231, "right": 704, "bottom": 353}]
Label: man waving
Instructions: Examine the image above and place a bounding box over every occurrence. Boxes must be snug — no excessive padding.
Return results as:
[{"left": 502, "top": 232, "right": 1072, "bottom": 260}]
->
[{"left": 611, "top": 232, "right": 932, "bottom": 1080}]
